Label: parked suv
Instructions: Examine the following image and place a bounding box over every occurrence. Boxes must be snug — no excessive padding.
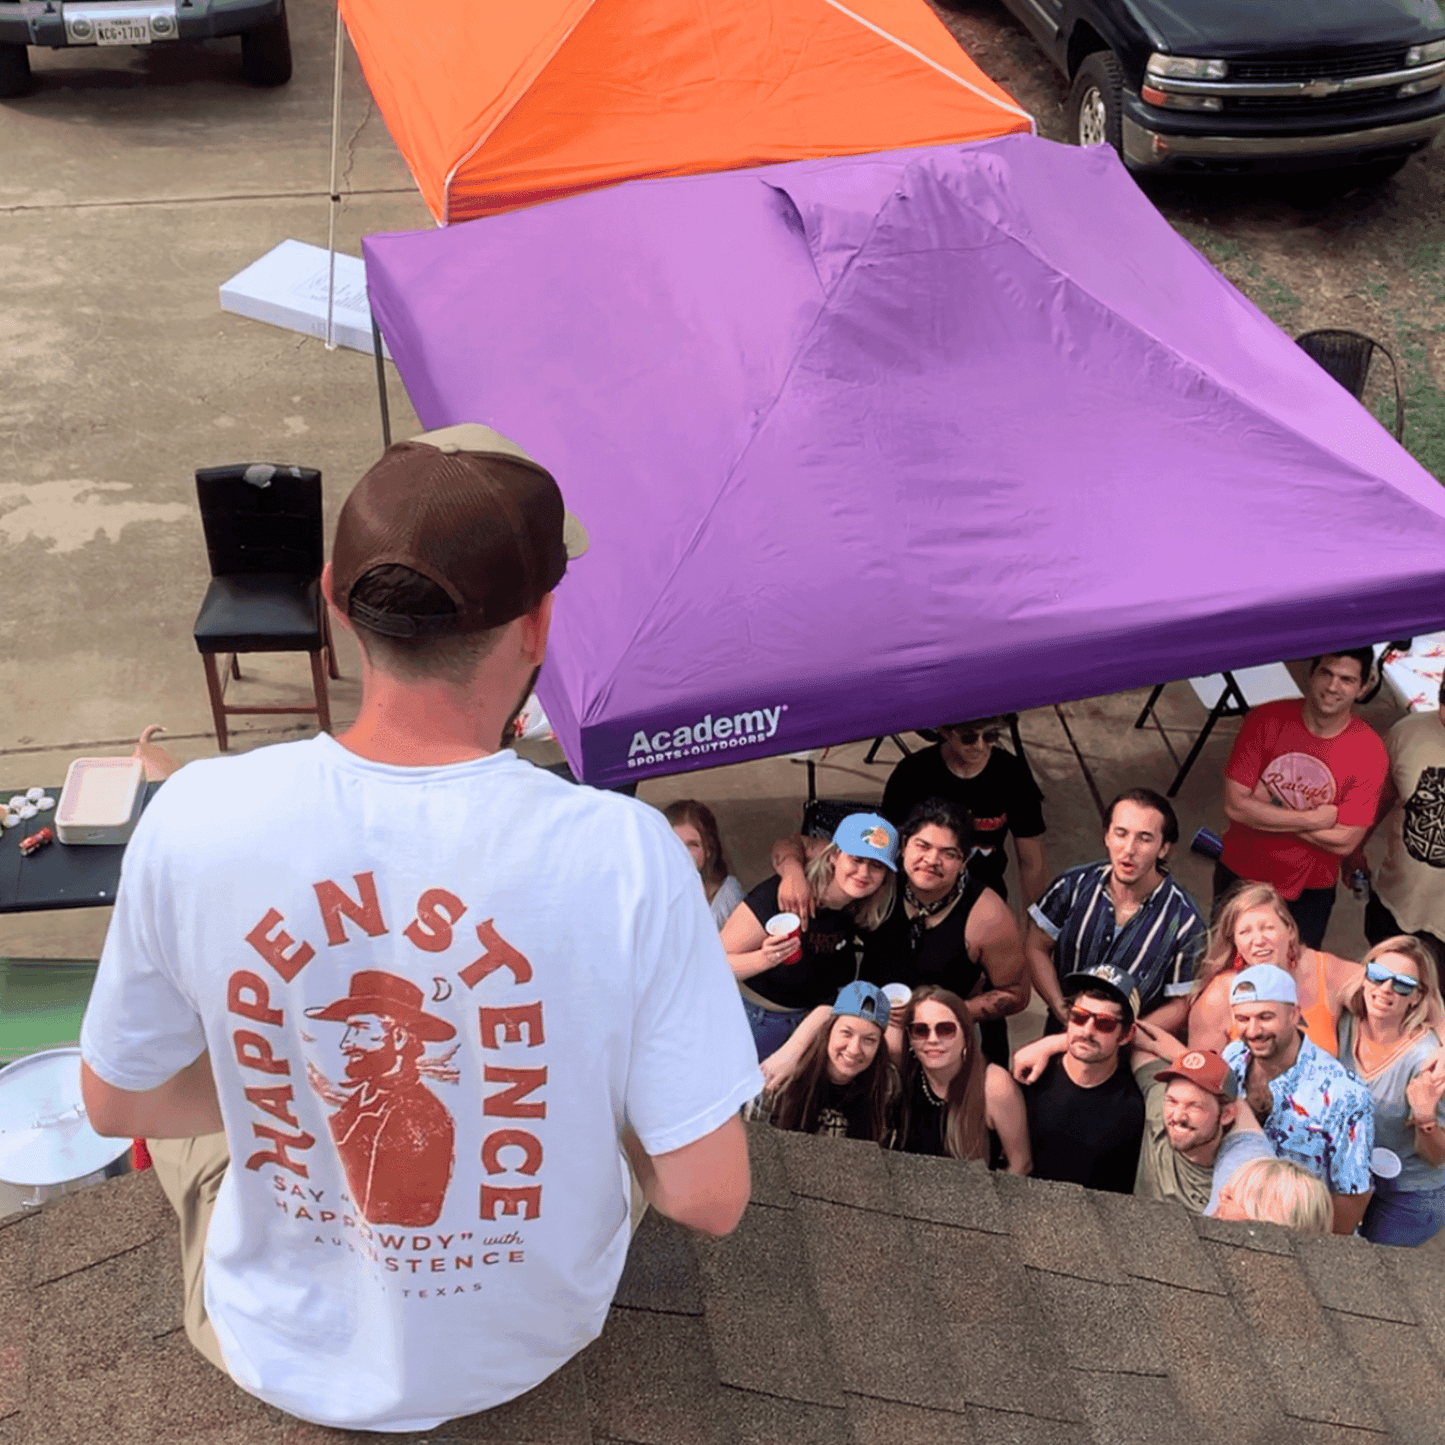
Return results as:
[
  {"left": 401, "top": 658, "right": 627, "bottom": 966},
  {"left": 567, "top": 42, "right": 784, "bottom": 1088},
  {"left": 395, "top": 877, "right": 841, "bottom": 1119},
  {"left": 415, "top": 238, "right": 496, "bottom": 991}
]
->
[
  {"left": 992, "top": 0, "right": 1445, "bottom": 173},
  {"left": 0, "top": 0, "right": 290, "bottom": 96}
]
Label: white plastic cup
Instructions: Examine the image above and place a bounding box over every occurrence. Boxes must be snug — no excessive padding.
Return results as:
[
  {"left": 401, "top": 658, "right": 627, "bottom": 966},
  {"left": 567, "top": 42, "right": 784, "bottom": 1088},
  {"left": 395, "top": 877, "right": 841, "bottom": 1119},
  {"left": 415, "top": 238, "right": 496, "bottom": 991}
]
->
[
  {"left": 765, "top": 912, "right": 802, "bottom": 964},
  {"left": 882, "top": 982, "right": 912, "bottom": 1015}
]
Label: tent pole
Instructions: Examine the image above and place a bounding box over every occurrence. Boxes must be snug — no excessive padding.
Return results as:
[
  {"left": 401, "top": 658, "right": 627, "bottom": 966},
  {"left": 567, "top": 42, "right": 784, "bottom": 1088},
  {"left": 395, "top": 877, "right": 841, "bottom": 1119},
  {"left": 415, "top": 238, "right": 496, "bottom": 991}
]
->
[
  {"left": 372, "top": 317, "right": 392, "bottom": 449},
  {"left": 324, "top": 5, "right": 345, "bottom": 351}
]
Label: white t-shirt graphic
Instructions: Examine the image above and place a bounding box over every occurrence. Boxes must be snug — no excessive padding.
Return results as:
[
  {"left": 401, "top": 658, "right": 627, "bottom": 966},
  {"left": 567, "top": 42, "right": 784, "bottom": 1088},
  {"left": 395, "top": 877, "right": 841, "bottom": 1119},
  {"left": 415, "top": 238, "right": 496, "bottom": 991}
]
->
[{"left": 81, "top": 736, "right": 761, "bottom": 1431}]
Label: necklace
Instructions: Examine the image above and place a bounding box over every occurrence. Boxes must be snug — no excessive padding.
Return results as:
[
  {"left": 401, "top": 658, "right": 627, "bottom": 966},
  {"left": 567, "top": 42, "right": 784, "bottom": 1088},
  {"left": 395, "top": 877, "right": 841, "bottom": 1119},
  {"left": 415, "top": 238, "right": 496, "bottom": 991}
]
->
[
  {"left": 920, "top": 1071, "right": 947, "bottom": 1106},
  {"left": 904, "top": 876, "right": 964, "bottom": 949}
]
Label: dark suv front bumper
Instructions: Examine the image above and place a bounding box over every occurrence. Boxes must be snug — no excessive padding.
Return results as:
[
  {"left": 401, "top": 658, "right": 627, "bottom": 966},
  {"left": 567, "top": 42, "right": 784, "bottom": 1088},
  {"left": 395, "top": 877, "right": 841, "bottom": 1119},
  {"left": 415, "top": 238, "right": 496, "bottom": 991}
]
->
[
  {"left": 0, "top": 0, "right": 281, "bottom": 48},
  {"left": 1120, "top": 87, "right": 1445, "bottom": 171}
]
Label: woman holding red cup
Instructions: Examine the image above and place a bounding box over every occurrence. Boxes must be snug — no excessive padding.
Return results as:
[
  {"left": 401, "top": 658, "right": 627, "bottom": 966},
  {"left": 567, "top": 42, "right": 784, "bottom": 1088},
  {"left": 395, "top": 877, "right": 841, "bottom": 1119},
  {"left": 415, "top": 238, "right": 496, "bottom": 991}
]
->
[{"left": 721, "top": 813, "right": 898, "bottom": 1059}]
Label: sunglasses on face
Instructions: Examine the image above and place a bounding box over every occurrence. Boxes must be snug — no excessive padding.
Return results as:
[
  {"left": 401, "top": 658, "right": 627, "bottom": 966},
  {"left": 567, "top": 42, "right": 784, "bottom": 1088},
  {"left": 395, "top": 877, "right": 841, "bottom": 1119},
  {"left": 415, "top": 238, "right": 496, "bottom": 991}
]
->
[
  {"left": 955, "top": 729, "right": 1002, "bottom": 746},
  {"left": 1365, "top": 961, "right": 1421, "bottom": 995},
  {"left": 909, "top": 1020, "right": 960, "bottom": 1041},
  {"left": 1067, "top": 1007, "right": 1123, "bottom": 1034}
]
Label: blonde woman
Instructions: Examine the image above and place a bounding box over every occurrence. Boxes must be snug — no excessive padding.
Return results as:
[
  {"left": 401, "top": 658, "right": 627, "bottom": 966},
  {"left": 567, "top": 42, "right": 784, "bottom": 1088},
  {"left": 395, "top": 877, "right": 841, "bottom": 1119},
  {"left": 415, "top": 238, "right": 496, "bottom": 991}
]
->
[
  {"left": 1336, "top": 936, "right": 1445, "bottom": 1246},
  {"left": 722, "top": 813, "right": 897, "bottom": 1058},
  {"left": 1188, "top": 881, "right": 1355, "bottom": 1054},
  {"left": 1212, "top": 1157, "right": 1331, "bottom": 1233}
]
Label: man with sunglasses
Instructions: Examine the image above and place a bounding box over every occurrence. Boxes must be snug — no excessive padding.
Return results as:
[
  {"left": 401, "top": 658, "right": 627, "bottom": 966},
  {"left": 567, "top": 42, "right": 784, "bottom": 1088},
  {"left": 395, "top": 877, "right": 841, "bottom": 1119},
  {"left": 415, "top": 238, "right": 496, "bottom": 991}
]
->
[
  {"left": 1221, "top": 964, "right": 1374, "bottom": 1234},
  {"left": 881, "top": 718, "right": 1047, "bottom": 908},
  {"left": 1026, "top": 788, "right": 1205, "bottom": 1035},
  {"left": 1007, "top": 964, "right": 1146, "bottom": 1194}
]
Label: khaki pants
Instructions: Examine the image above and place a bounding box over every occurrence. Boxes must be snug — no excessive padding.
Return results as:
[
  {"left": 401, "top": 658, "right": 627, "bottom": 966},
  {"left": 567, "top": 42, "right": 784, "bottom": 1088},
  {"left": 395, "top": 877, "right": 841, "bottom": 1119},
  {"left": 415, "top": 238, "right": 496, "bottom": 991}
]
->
[
  {"left": 147, "top": 1132, "right": 229, "bottom": 1373},
  {"left": 148, "top": 1132, "right": 647, "bottom": 1373}
]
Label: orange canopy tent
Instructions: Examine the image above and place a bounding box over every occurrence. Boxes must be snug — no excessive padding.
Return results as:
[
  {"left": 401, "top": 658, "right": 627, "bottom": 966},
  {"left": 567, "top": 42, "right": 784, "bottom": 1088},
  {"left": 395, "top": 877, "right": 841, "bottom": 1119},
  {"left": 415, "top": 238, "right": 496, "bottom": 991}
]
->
[{"left": 337, "top": 0, "right": 1033, "bottom": 225}]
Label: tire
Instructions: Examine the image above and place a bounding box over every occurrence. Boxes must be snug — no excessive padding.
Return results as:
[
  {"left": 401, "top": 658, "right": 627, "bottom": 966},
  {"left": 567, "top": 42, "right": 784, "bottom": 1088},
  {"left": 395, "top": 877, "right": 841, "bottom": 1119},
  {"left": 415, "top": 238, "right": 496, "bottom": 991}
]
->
[
  {"left": 1067, "top": 50, "right": 1124, "bottom": 159},
  {"left": 0, "top": 42, "right": 32, "bottom": 99},
  {"left": 241, "top": 1, "right": 291, "bottom": 87}
]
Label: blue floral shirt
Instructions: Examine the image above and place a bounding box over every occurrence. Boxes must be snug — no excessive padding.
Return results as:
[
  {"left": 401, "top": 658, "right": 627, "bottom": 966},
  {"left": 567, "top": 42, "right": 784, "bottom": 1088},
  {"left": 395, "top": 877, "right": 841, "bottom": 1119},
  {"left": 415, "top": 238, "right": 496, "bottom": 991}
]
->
[{"left": 1223, "top": 1035, "right": 1374, "bottom": 1195}]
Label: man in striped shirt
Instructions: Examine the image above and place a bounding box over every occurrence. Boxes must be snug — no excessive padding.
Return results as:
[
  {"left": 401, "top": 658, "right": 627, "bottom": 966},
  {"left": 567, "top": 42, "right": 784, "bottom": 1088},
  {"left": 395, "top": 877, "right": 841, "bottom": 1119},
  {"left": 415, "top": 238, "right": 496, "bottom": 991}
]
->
[{"left": 1026, "top": 788, "right": 1205, "bottom": 1037}]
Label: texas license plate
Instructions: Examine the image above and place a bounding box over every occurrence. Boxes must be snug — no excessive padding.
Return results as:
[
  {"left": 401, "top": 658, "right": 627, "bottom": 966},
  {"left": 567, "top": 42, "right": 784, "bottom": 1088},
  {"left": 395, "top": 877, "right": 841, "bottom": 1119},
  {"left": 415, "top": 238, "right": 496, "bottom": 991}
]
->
[
  {"left": 96, "top": 19, "right": 150, "bottom": 44},
  {"left": 64, "top": 3, "right": 178, "bottom": 46}
]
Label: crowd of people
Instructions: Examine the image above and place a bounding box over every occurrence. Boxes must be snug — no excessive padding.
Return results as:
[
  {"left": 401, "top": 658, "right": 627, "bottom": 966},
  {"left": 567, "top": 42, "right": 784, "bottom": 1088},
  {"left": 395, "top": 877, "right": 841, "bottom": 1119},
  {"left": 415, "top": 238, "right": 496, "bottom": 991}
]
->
[{"left": 668, "top": 652, "right": 1445, "bottom": 1243}]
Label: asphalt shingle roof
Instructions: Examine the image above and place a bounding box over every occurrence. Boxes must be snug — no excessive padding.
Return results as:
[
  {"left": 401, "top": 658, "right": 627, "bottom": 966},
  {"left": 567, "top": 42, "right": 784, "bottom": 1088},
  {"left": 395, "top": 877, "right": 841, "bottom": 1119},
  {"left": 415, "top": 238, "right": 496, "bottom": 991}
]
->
[{"left": 3, "top": 1122, "right": 1443, "bottom": 1444}]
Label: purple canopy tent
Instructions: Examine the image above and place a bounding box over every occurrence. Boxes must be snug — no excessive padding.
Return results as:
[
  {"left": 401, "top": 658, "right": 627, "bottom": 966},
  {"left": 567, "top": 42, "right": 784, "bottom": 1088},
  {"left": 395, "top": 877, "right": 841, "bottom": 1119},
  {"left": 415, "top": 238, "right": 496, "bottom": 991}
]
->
[{"left": 363, "top": 135, "right": 1445, "bottom": 788}]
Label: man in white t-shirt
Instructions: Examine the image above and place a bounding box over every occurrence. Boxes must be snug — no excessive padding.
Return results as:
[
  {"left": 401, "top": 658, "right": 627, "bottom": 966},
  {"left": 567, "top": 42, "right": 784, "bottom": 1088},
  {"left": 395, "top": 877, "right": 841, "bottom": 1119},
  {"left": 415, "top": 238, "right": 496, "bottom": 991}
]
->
[{"left": 79, "top": 425, "right": 760, "bottom": 1432}]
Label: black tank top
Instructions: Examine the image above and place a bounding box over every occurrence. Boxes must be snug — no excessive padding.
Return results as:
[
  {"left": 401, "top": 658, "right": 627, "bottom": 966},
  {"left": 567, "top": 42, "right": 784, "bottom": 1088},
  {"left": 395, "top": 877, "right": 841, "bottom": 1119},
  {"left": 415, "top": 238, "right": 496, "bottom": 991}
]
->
[{"left": 860, "top": 871, "right": 989, "bottom": 995}]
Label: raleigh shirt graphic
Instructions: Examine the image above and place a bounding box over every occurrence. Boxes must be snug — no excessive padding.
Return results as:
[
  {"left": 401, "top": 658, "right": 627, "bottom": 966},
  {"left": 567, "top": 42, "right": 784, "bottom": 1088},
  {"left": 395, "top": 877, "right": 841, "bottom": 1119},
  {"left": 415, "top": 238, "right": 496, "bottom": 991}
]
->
[
  {"left": 1403, "top": 766, "right": 1445, "bottom": 868},
  {"left": 1260, "top": 752, "right": 1336, "bottom": 812},
  {"left": 231, "top": 869, "right": 548, "bottom": 1297}
]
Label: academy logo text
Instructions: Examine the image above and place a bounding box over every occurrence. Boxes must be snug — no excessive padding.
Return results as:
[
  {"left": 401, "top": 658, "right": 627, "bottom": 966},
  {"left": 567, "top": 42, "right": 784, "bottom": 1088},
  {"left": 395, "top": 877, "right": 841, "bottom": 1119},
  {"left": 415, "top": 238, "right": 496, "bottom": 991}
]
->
[{"left": 627, "top": 705, "right": 787, "bottom": 768}]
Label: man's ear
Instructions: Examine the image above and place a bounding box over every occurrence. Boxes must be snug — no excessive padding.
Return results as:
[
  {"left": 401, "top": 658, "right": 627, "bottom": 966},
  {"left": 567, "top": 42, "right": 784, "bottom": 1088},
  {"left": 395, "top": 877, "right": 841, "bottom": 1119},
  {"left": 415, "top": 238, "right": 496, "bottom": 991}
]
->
[
  {"left": 518, "top": 592, "right": 554, "bottom": 666},
  {"left": 1157, "top": 839, "right": 1173, "bottom": 867},
  {"left": 1221, "top": 1100, "right": 1241, "bottom": 1130},
  {"left": 320, "top": 562, "right": 354, "bottom": 634}
]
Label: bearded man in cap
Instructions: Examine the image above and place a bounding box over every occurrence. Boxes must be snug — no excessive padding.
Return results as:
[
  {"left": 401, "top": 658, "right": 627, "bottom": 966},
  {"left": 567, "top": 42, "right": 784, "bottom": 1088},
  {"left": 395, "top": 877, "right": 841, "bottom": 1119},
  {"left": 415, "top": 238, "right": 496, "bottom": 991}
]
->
[
  {"left": 1000, "top": 963, "right": 1147, "bottom": 1194},
  {"left": 1222, "top": 963, "right": 1374, "bottom": 1234},
  {"left": 1129, "top": 1038, "right": 1277, "bottom": 1214},
  {"left": 78, "top": 427, "right": 760, "bottom": 1432}
]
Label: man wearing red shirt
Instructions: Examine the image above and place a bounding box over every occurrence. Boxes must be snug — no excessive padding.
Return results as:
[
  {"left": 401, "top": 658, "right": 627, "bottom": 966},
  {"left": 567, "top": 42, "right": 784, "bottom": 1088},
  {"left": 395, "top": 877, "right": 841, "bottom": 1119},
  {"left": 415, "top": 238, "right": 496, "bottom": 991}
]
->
[{"left": 1216, "top": 649, "right": 1387, "bottom": 949}]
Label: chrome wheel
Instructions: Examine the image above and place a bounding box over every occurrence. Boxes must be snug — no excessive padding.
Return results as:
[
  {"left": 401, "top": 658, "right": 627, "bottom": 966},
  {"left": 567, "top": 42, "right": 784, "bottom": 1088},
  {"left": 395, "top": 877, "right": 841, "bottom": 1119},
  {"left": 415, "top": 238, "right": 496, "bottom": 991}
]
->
[{"left": 1077, "top": 87, "right": 1107, "bottom": 147}]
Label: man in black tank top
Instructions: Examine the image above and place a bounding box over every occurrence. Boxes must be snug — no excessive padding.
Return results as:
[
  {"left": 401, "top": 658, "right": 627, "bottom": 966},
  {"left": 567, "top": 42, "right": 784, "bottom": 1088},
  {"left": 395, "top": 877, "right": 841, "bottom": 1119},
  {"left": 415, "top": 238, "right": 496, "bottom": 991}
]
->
[{"left": 773, "top": 800, "right": 1028, "bottom": 1066}]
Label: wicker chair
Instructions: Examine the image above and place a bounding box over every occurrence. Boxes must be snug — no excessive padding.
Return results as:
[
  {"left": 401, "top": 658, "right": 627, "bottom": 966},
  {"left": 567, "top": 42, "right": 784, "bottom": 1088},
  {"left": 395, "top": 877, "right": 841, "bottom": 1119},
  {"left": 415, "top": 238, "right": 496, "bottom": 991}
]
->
[{"left": 1295, "top": 328, "right": 1404, "bottom": 441}]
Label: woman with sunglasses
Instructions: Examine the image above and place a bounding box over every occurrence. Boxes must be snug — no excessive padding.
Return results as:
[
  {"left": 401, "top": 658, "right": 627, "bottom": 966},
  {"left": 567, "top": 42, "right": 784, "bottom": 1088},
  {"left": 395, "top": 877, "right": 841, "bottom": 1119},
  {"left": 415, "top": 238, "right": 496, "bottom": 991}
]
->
[
  {"left": 1188, "top": 881, "right": 1357, "bottom": 1054},
  {"left": 894, "top": 985, "right": 1030, "bottom": 1172},
  {"left": 1336, "top": 936, "right": 1445, "bottom": 1246},
  {"left": 766, "top": 982, "right": 899, "bottom": 1144},
  {"left": 722, "top": 813, "right": 898, "bottom": 1059}
]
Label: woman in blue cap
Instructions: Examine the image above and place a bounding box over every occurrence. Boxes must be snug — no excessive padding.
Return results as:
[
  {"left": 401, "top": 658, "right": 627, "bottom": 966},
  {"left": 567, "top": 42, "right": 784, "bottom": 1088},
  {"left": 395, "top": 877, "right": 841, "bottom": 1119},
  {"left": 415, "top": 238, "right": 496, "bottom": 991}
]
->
[
  {"left": 766, "top": 981, "right": 900, "bottom": 1144},
  {"left": 721, "top": 812, "right": 897, "bottom": 1058}
]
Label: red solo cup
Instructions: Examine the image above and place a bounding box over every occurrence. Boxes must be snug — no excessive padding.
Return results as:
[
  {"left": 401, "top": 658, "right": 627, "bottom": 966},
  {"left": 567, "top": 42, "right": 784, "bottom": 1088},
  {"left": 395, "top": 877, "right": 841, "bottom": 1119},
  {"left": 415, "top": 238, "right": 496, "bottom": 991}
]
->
[{"left": 765, "top": 912, "right": 803, "bottom": 964}]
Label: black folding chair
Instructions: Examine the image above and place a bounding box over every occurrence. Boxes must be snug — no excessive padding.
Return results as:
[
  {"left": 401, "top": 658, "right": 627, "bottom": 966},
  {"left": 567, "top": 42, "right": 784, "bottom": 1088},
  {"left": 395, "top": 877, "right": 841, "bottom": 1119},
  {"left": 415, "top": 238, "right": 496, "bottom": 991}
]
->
[
  {"left": 1295, "top": 328, "right": 1404, "bottom": 441},
  {"left": 801, "top": 797, "right": 878, "bottom": 839},
  {"left": 192, "top": 463, "right": 338, "bottom": 751}
]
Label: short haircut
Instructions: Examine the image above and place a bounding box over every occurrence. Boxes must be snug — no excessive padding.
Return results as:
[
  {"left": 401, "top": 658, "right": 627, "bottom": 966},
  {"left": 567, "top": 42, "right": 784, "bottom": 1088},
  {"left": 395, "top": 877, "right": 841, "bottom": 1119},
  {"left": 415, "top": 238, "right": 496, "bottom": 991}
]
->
[
  {"left": 1224, "top": 1158, "right": 1330, "bottom": 1233},
  {"left": 1065, "top": 984, "right": 1135, "bottom": 1035},
  {"left": 1104, "top": 787, "right": 1178, "bottom": 848},
  {"left": 349, "top": 564, "right": 504, "bottom": 685},
  {"left": 662, "top": 799, "right": 731, "bottom": 888},
  {"left": 1309, "top": 648, "right": 1374, "bottom": 686},
  {"left": 898, "top": 798, "right": 974, "bottom": 854}
]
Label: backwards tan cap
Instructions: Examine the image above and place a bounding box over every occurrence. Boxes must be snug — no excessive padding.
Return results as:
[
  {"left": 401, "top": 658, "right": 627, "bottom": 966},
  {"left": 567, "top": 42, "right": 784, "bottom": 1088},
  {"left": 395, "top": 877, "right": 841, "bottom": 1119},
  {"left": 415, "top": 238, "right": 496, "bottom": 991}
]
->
[{"left": 331, "top": 424, "right": 588, "bottom": 637}]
